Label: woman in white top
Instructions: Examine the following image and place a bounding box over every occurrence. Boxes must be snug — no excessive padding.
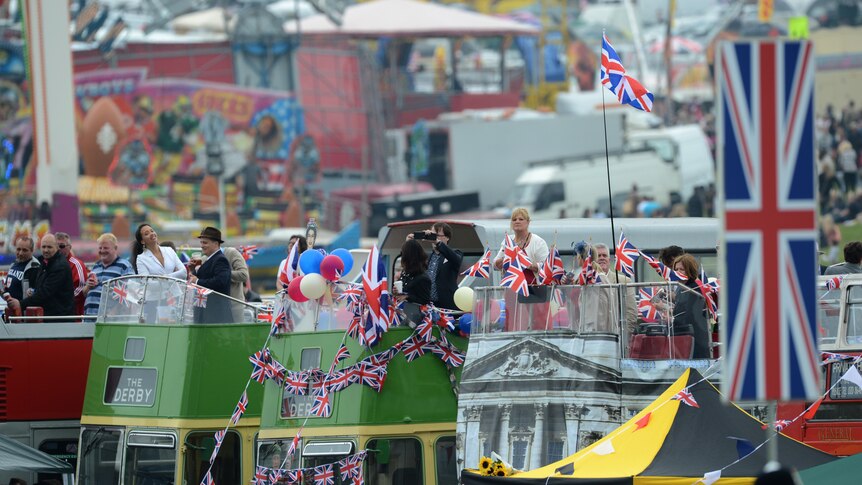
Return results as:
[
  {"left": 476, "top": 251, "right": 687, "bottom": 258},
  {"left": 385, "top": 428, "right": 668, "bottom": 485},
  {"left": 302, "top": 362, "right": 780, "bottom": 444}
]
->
[
  {"left": 493, "top": 207, "right": 549, "bottom": 283},
  {"left": 131, "top": 223, "right": 187, "bottom": 280}
]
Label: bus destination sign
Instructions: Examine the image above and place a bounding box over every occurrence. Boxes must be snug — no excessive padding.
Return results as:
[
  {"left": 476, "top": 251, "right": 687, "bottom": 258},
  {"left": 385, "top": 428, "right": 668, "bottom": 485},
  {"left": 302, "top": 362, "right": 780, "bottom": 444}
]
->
[{"left": 104, "top": 367, "right": 157, "bottom": 406}]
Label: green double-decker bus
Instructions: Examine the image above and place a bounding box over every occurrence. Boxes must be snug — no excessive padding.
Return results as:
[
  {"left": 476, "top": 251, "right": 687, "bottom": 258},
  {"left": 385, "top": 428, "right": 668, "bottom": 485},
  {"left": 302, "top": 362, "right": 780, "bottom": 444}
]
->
[
  {"left": 256, "top": 320, "right": 466, "bottom": 484},
  {"left": 76, "top": 276, "right": 269, "bottom": 485}
]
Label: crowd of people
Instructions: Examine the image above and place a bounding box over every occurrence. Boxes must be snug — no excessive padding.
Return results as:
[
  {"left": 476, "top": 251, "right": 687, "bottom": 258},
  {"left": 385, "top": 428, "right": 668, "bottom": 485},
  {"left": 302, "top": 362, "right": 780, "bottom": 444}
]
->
[{"left": 1, "top": 224, "right": 253, "bottom": 322}]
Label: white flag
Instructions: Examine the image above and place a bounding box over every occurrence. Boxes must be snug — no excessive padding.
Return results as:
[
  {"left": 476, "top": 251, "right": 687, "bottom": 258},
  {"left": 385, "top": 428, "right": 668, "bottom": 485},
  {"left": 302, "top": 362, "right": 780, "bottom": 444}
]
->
[
  {"left": 840, "top": 365, "right": 862, "bottom": 390},
  {"left": 591, "top": 439, "right": 615, "bottom": 456},
  {"left": 701, "top": 470, "right": 722, "bottom": 484}
]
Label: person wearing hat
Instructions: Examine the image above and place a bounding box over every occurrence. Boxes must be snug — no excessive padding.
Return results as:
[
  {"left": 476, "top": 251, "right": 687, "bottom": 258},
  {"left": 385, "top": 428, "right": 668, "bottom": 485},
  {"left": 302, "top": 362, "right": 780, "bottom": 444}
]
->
[{"left": 189, "top": 226, "right": 232, "bottom": 323}]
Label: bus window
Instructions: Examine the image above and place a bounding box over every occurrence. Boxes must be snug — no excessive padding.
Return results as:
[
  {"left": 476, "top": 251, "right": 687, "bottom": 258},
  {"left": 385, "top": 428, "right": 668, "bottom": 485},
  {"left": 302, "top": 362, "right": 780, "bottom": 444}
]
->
[
  {"left": 124, "top": 431, "right": 176, "bottom": 485},
  {"left": 818, "top": 287, "right": 841, "bottom": 345},
  {"left": 302, "top": 441, "right": 354, "bottom": 481},
  {"left": 38, "top": 438, "right": 78, "bottom": 483},
  {"left": 847, "top": 286, "right": 862, "bottom": 345},
  {"left": 78, "top": 427, "right": 123, "bottom": 485},
  {"left": 184, "top": 430, "right": 241, "bottom": 485},
  {"left": 282, "top": 348, "right": 322, "bottom": 418},
  {"left": 257, "top": 439, "right": 301, "bottom": 471},
  {"left": 365, "top": 437, "right": 423, "bottom": 485},
  {"left": 434, "top": 436, "right": 457, "bottom": 485}
]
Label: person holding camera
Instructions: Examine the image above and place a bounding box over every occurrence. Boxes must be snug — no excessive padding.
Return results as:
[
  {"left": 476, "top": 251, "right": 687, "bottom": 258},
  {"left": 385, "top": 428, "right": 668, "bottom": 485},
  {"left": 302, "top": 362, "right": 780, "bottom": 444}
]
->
[{"left": 406, "top": 222, "right": 463, "bottom": 310}]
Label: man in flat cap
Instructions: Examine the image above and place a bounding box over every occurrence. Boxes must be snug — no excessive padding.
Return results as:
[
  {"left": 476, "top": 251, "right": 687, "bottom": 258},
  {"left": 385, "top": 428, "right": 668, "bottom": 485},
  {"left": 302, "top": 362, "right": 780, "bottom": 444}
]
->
[{"left": 189, "top": 226, "right": 232, "bottom": 323}]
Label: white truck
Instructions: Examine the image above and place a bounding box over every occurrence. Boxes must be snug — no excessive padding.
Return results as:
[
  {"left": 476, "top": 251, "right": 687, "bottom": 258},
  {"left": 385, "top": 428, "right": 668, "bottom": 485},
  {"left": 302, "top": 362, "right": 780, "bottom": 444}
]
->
[{"left": 501, "top": 124, "right": 715, "bottom": 218}]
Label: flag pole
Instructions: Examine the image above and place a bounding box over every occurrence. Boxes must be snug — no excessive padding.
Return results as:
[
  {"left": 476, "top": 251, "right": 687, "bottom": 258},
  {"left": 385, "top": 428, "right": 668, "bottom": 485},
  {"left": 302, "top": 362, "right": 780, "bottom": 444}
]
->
[{"left": 599, "top": 42, "right": 619, "bottom": 278}]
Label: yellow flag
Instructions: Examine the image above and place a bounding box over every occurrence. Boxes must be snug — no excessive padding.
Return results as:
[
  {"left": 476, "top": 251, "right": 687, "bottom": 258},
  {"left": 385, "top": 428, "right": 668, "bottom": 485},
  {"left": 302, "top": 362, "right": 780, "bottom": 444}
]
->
[
  {"left": 758, "top": 0, "right": 774, "bottom": 23},
  {"left": 789, "top": 16, "right": 810, "bottom": 39}
]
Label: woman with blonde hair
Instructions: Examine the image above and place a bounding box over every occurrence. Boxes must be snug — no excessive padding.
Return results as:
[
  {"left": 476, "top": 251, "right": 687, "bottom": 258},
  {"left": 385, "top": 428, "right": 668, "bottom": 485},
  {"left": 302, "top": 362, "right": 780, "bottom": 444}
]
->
[{"left": 493, "top": 207, "right": 549, "bottom": 282}]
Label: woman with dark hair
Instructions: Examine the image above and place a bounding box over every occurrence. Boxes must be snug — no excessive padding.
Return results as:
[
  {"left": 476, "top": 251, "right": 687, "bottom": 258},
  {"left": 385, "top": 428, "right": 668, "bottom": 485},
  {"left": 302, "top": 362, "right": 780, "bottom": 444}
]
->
[
  {"left": 131, "top": 223, "right": 187, "bottom": 279},
  {"left": 398, "top": 239, "right": 432, "bottom": 325},
  {"left": 673, "top": 253, "right": 709, "bottom": 359}
]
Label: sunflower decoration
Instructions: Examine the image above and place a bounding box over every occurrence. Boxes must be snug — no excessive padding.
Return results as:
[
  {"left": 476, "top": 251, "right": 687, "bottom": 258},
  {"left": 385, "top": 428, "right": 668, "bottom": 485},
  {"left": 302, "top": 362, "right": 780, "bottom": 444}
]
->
[
  {"left": 478, "top": 456, "right": 494, "bottom": 475},
  {"left": 493, "top": 462, "right": 508, "bottom": 476}
]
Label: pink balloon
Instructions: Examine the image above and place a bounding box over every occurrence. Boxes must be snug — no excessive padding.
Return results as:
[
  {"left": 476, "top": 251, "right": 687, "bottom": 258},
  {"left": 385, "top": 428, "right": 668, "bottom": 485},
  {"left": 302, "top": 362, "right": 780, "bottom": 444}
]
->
[
  {"left": 490, "top": 299, "right": 502, "bottom": 322},
  {"left": 320, "top": 255, "right": 345, "bottom": 282},
  {"left": 288, "top": 276, "right": 308, "bottom": 302}
]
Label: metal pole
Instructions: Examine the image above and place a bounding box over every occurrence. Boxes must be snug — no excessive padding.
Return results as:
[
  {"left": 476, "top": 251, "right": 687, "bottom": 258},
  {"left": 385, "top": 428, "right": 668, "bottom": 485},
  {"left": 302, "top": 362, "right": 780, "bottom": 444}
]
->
[
  {"left": 765, "top": 401, "right": 780, "bottom": 470},
  {"left": 218, "top": 175, "right": 227, "bottom": 234}
]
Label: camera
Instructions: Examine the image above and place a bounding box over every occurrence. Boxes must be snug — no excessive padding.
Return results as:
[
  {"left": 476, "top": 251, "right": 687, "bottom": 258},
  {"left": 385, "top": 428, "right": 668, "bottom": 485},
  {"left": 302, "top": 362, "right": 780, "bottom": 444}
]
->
[{"left": 413, "top": 231, "right": 438, "bottom": 241}]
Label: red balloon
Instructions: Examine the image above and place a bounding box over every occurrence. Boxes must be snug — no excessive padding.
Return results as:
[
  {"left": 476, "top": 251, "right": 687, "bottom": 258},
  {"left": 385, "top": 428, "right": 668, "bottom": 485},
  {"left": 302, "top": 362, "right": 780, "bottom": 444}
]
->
[
  {"left": 320, "top": 254, "right": 345, "bottom": 282},
  {"left": 288, "top": 276, "right": 308, "bottom": 302}
]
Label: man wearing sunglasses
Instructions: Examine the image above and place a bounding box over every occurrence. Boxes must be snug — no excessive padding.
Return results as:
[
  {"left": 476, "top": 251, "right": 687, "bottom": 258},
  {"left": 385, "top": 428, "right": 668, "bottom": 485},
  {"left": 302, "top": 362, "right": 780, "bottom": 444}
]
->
[{"left": 56, "top": 232, "right": 90, "bottom": 316}]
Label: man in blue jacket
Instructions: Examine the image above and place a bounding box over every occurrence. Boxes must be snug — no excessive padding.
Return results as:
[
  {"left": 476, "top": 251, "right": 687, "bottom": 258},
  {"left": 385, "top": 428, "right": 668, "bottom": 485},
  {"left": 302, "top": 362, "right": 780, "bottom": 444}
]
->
[{"left": 189, "top": 226, "right": 232, "bottom": 323}]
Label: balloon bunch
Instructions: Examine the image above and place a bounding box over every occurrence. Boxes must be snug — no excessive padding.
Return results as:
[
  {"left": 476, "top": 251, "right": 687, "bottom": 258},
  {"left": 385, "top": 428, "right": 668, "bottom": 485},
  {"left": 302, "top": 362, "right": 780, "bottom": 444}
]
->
[{"left": 287, "top": 248, "right": 355, "bottom": 302}]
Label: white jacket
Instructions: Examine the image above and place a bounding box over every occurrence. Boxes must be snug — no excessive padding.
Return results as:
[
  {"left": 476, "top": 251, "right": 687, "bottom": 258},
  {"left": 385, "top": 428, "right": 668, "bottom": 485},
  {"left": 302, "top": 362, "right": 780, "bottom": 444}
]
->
[{"left": 136, "top": 246, "right": 187, "bottom": 280}]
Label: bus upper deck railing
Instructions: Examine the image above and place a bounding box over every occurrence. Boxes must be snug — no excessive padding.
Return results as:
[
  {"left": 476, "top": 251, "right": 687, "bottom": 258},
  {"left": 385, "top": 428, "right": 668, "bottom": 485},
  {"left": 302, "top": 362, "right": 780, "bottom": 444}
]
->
[{"left": 97, "top": 275, "right": 263, "bottom": 325}]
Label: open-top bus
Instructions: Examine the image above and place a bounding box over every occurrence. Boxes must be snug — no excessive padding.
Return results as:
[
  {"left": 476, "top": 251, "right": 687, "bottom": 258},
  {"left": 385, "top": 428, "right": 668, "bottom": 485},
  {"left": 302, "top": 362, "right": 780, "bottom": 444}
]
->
[{"left": 75, "top": 275, "right": 270, "bottom": 485}]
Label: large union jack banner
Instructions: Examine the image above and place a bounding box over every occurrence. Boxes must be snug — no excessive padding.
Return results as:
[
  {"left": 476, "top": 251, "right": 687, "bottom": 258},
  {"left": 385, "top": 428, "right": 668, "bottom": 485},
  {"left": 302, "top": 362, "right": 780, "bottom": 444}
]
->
[{"left": 718, "top": 40, "right": 820, "bottom": 401}]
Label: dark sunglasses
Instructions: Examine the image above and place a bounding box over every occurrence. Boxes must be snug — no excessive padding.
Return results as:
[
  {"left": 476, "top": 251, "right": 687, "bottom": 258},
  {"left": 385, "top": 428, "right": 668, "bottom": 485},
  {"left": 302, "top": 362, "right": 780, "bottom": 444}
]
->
[{"left": 58, "top": 244, "right": 68, "bottom": 249}]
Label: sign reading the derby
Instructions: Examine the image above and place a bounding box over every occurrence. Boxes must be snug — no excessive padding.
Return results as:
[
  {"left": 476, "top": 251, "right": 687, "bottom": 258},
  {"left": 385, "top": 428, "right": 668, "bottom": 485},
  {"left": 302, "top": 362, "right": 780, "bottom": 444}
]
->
[{"left": 104, "top": 367, "right": 157, "bottom": 406}]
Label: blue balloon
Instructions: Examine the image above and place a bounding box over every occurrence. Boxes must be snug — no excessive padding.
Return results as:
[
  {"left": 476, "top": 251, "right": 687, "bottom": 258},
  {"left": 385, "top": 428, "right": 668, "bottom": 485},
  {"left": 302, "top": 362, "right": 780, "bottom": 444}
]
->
[
  {"left": 330, "top": 248, "right": 354, "bottom": 275},
  {"left": 458, "top": 313, "right": 472, "bottom": 335},
  {"left": 299, "top": 249, "right": 324, "bottom": 275}
]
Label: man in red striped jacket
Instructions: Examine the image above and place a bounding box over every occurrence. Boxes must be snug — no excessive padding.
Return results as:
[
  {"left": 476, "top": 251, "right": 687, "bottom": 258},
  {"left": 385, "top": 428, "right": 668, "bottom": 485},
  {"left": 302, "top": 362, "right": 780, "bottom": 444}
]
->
[{"left": 56, "top": 232, "right": 89, "bottom": 316}]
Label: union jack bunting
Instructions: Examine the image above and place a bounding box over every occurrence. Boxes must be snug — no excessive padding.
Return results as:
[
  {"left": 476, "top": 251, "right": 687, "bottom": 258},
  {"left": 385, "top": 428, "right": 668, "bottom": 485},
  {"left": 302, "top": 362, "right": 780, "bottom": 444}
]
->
[
  {"left": 614, "top": 231, "right": 640, "bottom": 279},
  {"left": 253, "top": 466, "right": 269, "bottom": 485},
  {"left": 240, "top": 245, "right": 259, "bottom": 261},
  {"left": 328, "top": 344, "right": 351, "bottom": 374},
  {"left": 673, "top": 388, "right": 699, "bottom": 408},
  {"left": 230, "top": 391, "right": 248, "bottom": 425},
  {"left": 825, "top": 275, "right": 843, "bottom": 290},
  {"left": 361, "top": 347, "right": 399, "bottom": 367},
  {"left": 762, "top": 419, "right": 793, "bottom": 432},
  {"left": 430, "top": 340, "right": 466, "bottom": 368},
  {"left": 339, "top": 458, "right": 361, "bottom": 481},
  {"left": 351, "top": 362, "right": 387, "bottom": 391},
  {"left": 249, "top": 349, "right": 272, "bottom": 384},
  {"left": 310, "top": 387, "right": 332, "bottom": 417},
  {"left": 268, "top": 354, "right": 287, "bottom": 386},
  {"left": 719, "top": 40, "right": 820, "bottom": 401},
  {"left": 416, "top": 314, "right": 435, "bottom": 342},
  {"left": 209, "top": 429, "right": 225, "bottom": 464},
  {"left": 500, "top": 247, "right": 531, "bottom": 297},
  {"left": 435, "top": 309, "right": 456, "bottom": 332},
  {"left": 347, "top": 311, "right": 362, "bottom": 339},
  {"left": 314, "top": 464, "right": 336, "bottom": 485},
  {"left": 284, "top": 370, "right": 309, "bottom": 395},
  {"left": 325, "top": 369, "right": 354, "bottom": 393},
  {"left": 360, "top": 245, "right": 390, "bottom": 347},
  {"left": 337, "top": 284, "right": 364, "bottom": 310},
  {"left": 268, "top": 468, "right": 282, "bottom": 483},
  {"left": 461, "top": 249, "right": 491, "bottom": 278},
  {"left": 401, "top": 335, "right": 428, "bottom": 362},
  {"left": 538, "top": 246, "right": 565, "bottom": 285},
  {"left": 286, "top": 431, "right": 301, "bottom": 457},
  {"left": 278, "top": 240, "right": 301, "bottom": 289},
  {"left": 192, "top": 286, "right": 210, "bottom": 308},
  {"left": 111, "top": 282, "right": 132, "bottom": 307},
  {"left": 388, "top": 300, "right": 404, "bottom": 328},
  {"left": 200, "top": 469, "right": 214, "bottom": 485},
  {"left": 601, "top": 34, "right": 654, "bottom": 112},
  {"left": 286, "top": 469, "right": 303, "bottom": 483}
]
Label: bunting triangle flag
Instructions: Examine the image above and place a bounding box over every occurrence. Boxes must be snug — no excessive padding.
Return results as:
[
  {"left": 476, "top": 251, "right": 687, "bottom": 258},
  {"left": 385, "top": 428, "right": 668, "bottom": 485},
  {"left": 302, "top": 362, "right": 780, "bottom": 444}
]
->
[
  {"left": 702, "top": 470, "right": 722, "bottom": 484},
  {"left": 840, "top": 365, "right": 862, "bottom": 390},
  {"left": 634, "top": 412, "right": 651, "bottom": 431},
  {"left": 591, "top": 439, "right": 615, "bottom": 456}
]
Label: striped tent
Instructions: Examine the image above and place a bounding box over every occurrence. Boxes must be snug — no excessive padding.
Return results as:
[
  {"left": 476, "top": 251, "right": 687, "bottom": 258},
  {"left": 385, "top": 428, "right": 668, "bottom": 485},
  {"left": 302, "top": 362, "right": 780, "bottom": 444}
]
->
[{"left": 461, "top": 369, "right": 833, "bottom": 484}]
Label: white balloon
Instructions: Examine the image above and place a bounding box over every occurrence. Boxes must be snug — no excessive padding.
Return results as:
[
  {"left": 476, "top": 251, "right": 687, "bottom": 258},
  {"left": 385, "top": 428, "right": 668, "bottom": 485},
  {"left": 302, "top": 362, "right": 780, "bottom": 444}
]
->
[
  {"left": 300, "top": 273, "right": 327, "bottom": 300},
  {"left": 453, "top": 286, "right": 475, "bottom": 312}
]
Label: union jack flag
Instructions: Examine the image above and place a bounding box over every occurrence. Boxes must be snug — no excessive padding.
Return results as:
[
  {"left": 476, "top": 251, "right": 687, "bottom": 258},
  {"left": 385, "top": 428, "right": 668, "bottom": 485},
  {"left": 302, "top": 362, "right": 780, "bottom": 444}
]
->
[
  {"left": 284, "top": 370, "right": 309, "bottom": 395},
  {"left": 461, "top": 249, "right": 491, "bottom": 278},
  {"left": 230, "top": 391, "right": 248, "bottom": 425},
  {"left": 637, "top": 288, "right": 663, "bottom": 322},
  {"left": 601, "top": 34, "right": 654, "bottom": 112},
  {"left": 278, "top": 240, "right": 302, "bottom": 289},
  {"left": 339, "top": 457, "right": 361, "bottom": 481},
  {"left": 249, "top": 349, "right": 272, "bottom": 384},
  {"left": 673, "top": 388, "right": 699, "bottom": 408},
  {"left": 500, "top": 233, "right": 518, "bottom": 270},
  {"left": 401, "top": 335, "right": 428, "bottom": 362},
  {"left": 351, "top": 362, "right": 387, "bottom": 391},
  {"left": 310, "top": 387, "right": 332, "bottom": 417},
  {"left": 285, "top": 469, "right": 303, "bottom": 483},
  {"left": 430, "top": 340, "right": 466, "bottom": 368},
  {"left": 614, "top": 231, "right": 640, "bottom": 279},
  {"left": 200, "top": 469, "right": 214, "bottom": 485},
  {"left": 328, "top": 344, "right": 351, "bottom": 374},
  {"left": 500, "top": 247, "right": 531, "bottom": 297},
  {"left": 268, "top": 355, "right": 287, "bottom": 386},
  {"left": 577, "top": 250, "right": 597, "bottom": 286},
  {"left": 347, "top": 311, "right": 362, "bottom": 340},
  {"left": 314, "top": 464, "right": 336, "bottom": 485},
  {"left": 337, "top": 284, "right": 364, "bottom": 310},
  {"left": 240, "top": 245, "right": 259, "bottom": 261},
  {"left": 193, "top": 286, "right": 210, "bottom": 308},
  {"left": 253, "top": 466, "right": 269, "bottom": 485},
  {"left": 209, "top": 429, "right": 225, "bottom": 464},
  {"left": 416, "top": 313, "right": 435, "bottom": 342},
  {"left": 269, "top": 468, "right": 282, "bottom": 483},
  {"left": 360, "top": 245, "right": 390, "bottom": 347},
  {"left": 825, "top": 275, "right": 843, "bottom": 290},
  {"left": 639, "top": 251, "right": 686, "bottom": 282},
  {"left": 435, "top": 309, "right": 456, "bottom": 332},
  {"left": 286, "top": 431, "right": 301, "bottom": 457},
  {"left": 538, "top": 245, "right": 565, "bottom": 285},
  {"left": 112, "top": 282, "right": 132, "bottom": 307},
  {"left": 361, "top": 346, "right": 399, "bottom": 367},
  {"left": 762, "top": 419, "right": 793, "bottom": 432},
  {"left": 719, "top": 40, "right": 820, "bottom": 401},
  {"left": 389, "top": 300, "right": 404, "bottom": 328}
]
